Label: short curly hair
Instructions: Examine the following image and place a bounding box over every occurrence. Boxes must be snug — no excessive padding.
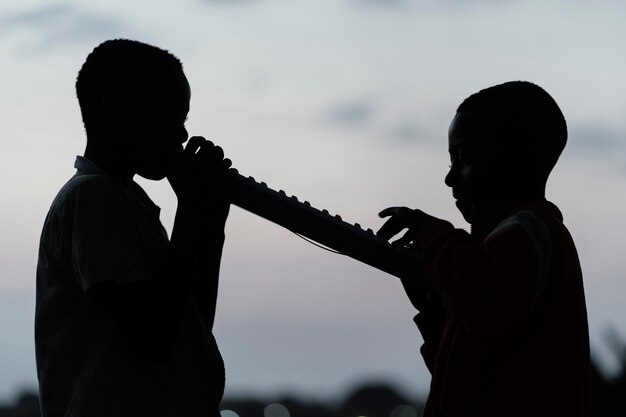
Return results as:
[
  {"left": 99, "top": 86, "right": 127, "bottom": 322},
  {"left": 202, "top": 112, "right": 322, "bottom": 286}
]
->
[
  {"left": 76, "top": 39, "right": 183, "bottom": 133},
  {"left": 457, "top": 81, "right": 567, "bottom": 177}
]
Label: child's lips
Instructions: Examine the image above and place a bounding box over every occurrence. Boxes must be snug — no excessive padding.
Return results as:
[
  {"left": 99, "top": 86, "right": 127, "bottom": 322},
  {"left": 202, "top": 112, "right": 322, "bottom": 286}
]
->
[
  {"left": 453, "top": 190, "right": 469, "bottom": 201},
  {"left": 454, "top": 194, "right": 471, "bottom": 206}
]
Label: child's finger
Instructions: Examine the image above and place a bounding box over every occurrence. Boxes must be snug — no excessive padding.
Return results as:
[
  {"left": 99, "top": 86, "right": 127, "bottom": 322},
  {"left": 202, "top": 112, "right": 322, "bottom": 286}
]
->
[
  {"left": 379, "top": 206, "right": 401, "bottom": 218},
  {"left": 184, "top": 136, "right": 206, "bottom": 157},
  {"left": 211, "top": 145, "right": 225, "bottom": 162},
  {"left": 376, "top": 216, "right": 405, "bottom": 240},
  {"left": 195, "top": 141, "right": 224, "bottom": 167},
  {"left": 392, "top": 230, "right": 414, "bottom": 247}
]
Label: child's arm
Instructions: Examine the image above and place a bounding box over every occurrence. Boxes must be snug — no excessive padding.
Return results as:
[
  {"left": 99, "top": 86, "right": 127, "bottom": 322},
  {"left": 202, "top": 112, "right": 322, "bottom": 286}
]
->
[
  {"left": 191, "top": 185, "right": 230, "bottom": 332},
  {"left": 379, "top": 207, "right": 549, "bottom": 329},
  {"left": 411, "top": 290, "right": 446, "bottom": 374},
  {"left": 84, "top": 138, "right": 230, "bottom": 362},
  {"left": 85, "top": 200, "right": 218, "bottom": 362}
]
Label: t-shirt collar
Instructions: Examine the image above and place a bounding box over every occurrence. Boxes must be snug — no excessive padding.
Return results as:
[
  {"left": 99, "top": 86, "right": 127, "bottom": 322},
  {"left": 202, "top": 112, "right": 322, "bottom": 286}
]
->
[
  {"left": 74, "top": 155, "right": 112, "bottom": 178},
  {"left": 74, "top": 155, "right": 162, "bottom": 219},
  {"left": 470, "top": 200, "right": 563, "bottom": 240}
]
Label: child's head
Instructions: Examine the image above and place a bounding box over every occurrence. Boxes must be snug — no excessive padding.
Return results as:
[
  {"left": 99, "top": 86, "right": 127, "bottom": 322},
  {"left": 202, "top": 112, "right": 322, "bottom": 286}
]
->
[
  {"left": 76, "top": 39, "right": 190, "bottom": 180},
  {"left": 445, "top": 81, "right": 567, "bottom": 221}
]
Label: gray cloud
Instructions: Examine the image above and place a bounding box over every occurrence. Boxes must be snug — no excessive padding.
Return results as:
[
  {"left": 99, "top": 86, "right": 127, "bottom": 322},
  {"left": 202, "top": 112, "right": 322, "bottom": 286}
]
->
[
  {"left": 325, "top": 100, "right": 377, "bottom": 127},
  {"left": 323, "top": 100, "right": 441, "bottom": 144},
  {"left": 201, "top": 0, "right": 262, "bottom": 5},
  {"left": 353, "top": 0, "right": 516, "bottom": 11},
  {"left": 354, "top": 0, "right": 409, "bottom": 8},
  {"left": 0, "top": 4, "right": 71, "bottom": 25},
  {"left": 385, "top": 121, "right": 427, "bottom": 143},
  {"left": 568, "top": 124, "right": 626, "bottom": 154},
  {"left": 0, "top": 4, "right": 125, "bottom": 52}
]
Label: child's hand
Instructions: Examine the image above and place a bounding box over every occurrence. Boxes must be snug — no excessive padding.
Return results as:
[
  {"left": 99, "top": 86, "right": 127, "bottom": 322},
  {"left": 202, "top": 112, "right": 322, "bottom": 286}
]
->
[
  {"left": 376, "top": 206, "right": 440, "bottom": 248},
  {"left": 168, "top": 137, "right": 231, "bottom": 198},
  {"left": 167, "top": 136, "right": 232, "bottom": 228},
  {"left": 378, "top": 207, "right": 446, "bottom": 316}
]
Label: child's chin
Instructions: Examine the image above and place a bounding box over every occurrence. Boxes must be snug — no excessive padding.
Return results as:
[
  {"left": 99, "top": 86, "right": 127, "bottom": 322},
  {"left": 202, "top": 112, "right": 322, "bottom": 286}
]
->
[
  {"left": 138, "top": 168, "right": 167, "bottom": 181},
  {"left": 455, "top": 199, "right": 472, "bottom": 222}
]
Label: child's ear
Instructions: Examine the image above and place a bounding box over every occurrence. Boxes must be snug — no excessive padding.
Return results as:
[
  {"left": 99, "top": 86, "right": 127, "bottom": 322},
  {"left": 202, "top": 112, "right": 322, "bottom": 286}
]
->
[
  {"left": 100, "top": 92, "right": 132, "bottom": 123},
  {"left": 99, "top": 93, "right": 115, "bottom": 122}
]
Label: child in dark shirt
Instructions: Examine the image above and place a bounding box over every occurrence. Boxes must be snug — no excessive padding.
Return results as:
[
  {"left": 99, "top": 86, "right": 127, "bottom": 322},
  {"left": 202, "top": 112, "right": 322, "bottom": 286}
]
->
[
  {"left": 377, "top": 81, "right": 590, "bottom": 417},
  {"left": 36, "top": 39, "right": 230, "bottom": 416}
]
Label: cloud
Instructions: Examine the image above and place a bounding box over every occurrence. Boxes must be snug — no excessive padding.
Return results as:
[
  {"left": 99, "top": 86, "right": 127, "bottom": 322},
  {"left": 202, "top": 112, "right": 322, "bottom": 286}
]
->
[
  {"left": 0, "top": 4, "right": 71, "bottom": 25},
  {"left": 325, "top": 100, "right": 377, "bottom": 127},
  {"left": 0, "top": 4, "right": 125, "bottom": 52},
  {"left": 323, "top": 100, "right": 440, "bottom": 145},
  {"left": 568, "top": 124, "right": 626, "bottom": 154},
  {"left": 385, "top": 121, "right": 426, "bottom": 142},
  {"left": 354, "top": 0, "right": 409, "bottom": 8},
  {"left": 201, "top": 0, "right": 262, "bottom": 5},
  {"left": 352, "top": 0, "right": 516, "bottom": 11}
]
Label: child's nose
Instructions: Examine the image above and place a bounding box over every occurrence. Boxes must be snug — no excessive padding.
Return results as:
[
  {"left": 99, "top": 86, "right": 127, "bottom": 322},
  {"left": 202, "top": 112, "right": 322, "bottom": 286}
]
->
[{"left": 444, "top": 168, "right": 455, "bottom": 188}]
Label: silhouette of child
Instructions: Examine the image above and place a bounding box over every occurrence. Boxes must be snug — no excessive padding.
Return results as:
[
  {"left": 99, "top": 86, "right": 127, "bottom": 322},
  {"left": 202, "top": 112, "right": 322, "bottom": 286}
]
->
[
  {"left": 378, "top": 81, "right": 590, "bottom": 416},
  {"left": 36, "top": 39, "right": 230, "bottom": 416}
]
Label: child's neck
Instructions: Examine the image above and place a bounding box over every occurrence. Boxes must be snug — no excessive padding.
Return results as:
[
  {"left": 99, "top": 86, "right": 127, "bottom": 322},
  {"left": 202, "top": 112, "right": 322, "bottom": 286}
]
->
[{"left": 84, "top": 139, "right": 135, "bottom": 183}]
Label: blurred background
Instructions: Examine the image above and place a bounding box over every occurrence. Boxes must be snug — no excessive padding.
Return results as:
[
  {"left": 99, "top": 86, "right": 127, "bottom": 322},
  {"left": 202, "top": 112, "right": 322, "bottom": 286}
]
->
[{"left": 1, "top": 0, "right": 626, "bottom": 415}]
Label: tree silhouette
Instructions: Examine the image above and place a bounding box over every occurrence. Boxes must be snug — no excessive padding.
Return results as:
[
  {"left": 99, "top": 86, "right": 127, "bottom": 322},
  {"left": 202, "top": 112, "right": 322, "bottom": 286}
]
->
[{"left": 3, "top": 347, "right": 626, "bottom": 417}]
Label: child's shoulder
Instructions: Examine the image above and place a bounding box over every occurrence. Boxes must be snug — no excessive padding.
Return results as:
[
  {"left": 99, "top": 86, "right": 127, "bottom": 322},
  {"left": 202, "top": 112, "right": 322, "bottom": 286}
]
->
[
  {"left": 505, "top": 201, "right": 564, "bottom": 232},
  {"left": 487, "top": 201, "right": 567, "bottom": 255},
  {"left": 49, "top": 172, "right": 125, "bottom": 218}
]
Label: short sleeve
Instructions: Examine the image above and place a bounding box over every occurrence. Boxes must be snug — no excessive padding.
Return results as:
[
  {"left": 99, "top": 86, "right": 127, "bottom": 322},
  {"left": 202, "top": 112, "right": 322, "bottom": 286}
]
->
[
  {"left": 486, "top": 210, "right": 553, "bottom": 297},
  {"left": 69, "top": 179, "right": 161, "bottom": 291}
]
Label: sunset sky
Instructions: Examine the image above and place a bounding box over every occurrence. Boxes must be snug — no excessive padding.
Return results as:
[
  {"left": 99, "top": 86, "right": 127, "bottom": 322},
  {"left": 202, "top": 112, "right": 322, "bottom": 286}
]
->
[{"left": 1, "top": 0, "right": 626, "bottom": 403}]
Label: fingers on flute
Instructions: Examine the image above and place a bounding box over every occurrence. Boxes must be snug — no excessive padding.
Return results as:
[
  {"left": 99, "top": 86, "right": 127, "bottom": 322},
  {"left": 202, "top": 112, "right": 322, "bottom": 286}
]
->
[
  {"left": 185, "top": 136, "right": 206, "bottom": 154},
  {"left": 376, "top": 206, "right": 413, "bottom": 240},
  {"left": 392, "top": 230, "right": 414, "bottom": 247},
  {"left": 378, "top": 206, "right": 401, "bottom": 218}
]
